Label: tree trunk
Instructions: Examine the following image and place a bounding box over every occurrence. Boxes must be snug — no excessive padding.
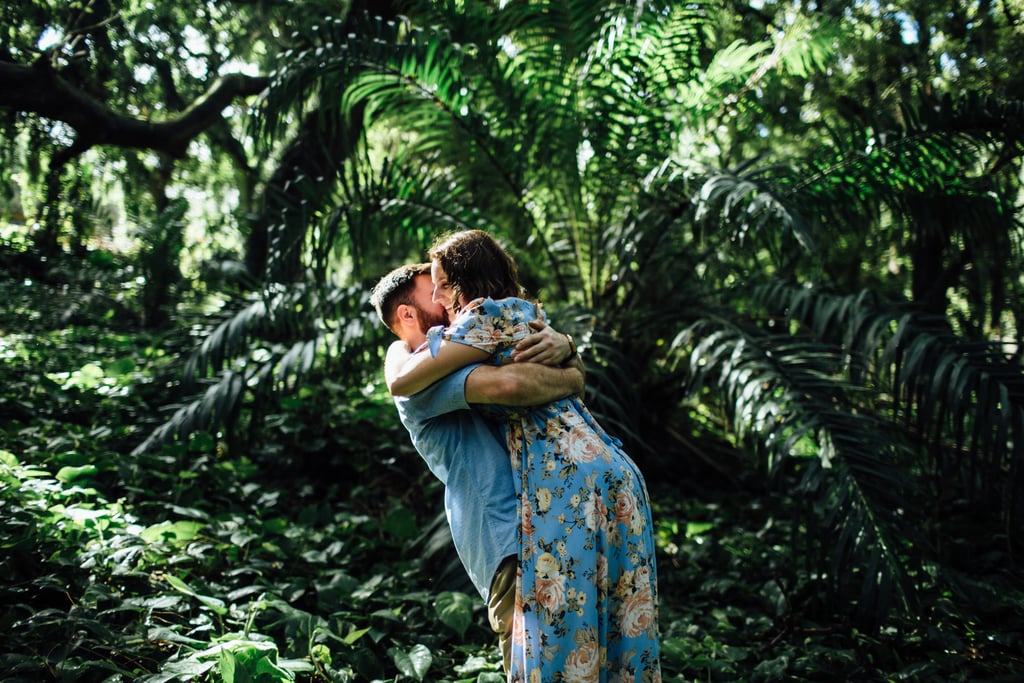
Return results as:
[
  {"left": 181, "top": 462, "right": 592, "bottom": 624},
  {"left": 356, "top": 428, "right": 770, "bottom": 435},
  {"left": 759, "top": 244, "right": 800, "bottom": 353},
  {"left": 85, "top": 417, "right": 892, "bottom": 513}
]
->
[{"left": 245, "top": 104, "right": 365, "bottom": 283}]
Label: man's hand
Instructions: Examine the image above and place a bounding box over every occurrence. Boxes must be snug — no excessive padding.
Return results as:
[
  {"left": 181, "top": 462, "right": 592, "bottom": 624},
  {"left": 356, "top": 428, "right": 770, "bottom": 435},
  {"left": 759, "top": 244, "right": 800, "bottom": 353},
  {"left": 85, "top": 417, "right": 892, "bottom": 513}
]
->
[{"left": 512, "top": 320, "right": 573, "bottom": 365}]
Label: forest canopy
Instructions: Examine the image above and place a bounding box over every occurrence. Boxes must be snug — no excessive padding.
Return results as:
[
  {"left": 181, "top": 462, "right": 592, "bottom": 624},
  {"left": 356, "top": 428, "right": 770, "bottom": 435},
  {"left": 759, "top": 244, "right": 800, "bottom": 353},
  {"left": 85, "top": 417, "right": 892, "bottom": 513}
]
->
[{"left": 2, "top": 0, "right": 1023, "bottom": 681}]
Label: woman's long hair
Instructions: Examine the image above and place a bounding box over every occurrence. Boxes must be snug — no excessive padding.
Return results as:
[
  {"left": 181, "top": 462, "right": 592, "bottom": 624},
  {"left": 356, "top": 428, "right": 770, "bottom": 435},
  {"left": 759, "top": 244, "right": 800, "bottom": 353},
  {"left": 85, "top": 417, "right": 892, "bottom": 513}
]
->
[{"left": 428, "top": 230, "right": 526, "bottom": 307}]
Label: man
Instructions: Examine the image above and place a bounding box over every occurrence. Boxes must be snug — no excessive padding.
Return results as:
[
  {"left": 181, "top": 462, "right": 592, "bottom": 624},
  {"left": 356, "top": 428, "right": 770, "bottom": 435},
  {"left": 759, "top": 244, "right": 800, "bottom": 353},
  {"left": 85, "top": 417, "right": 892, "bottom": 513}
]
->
[{"left": 370, "top": 263, "right": 581, "bottom": 673}]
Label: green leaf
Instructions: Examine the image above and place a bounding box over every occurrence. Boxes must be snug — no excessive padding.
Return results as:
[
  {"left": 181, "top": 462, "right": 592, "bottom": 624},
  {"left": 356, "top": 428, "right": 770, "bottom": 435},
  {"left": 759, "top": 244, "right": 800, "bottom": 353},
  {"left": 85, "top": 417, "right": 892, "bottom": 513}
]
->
[
  {"left": 454, "top": 655, "right": 491, "bottom": 675},
  {"left": 219, "top": 649, "right": 241, "bottom": 683},
  {"left": 343, "top": 626, "right": 372, "bottom": 645},
  {"left": 383, "top": 504, "right": 418, "bottom": 541},
  {"left": 434, "top": 591, "right": 474, "bottom": 638},
  {"left": 685, "top": 521, "right": 715, "bottom": 537},
  {"left": 150, "top": 656, "right": 217, "bottom": 679},
  {"left": 189, "top": 431, "right": 217, "bottom": 453},
  {"left": 141, "top": 520, "right": 205, "bottom": 544},
  {"left": 163, "top": 574, "right": 228, "bottom": 615},
  {"left": 74, "top": 362, "right": 105, "bottom": 388},
  {"left": 388, "top": 643, "right": 433, "bottom": 682},
  {"left": 56, "top": 464, "right": 98, "bottom": 483},
  {"left": 107, "top": 356, "right": 136, "bottom": 376}
]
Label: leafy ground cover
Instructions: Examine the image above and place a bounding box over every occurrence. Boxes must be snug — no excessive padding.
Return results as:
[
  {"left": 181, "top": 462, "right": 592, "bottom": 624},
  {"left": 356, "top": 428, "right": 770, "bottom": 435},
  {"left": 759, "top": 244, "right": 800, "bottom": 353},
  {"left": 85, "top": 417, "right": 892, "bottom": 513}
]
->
[{"left": 2, "top": 273, "right": 1023, "bottom": 682}]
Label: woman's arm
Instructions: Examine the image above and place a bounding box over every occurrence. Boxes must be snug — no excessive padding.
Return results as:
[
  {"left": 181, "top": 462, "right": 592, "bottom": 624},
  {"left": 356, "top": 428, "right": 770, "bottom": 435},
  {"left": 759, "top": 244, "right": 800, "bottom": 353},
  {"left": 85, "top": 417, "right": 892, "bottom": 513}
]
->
[{"left": 387, "top": 338, "right": 490, "bottom": 396}]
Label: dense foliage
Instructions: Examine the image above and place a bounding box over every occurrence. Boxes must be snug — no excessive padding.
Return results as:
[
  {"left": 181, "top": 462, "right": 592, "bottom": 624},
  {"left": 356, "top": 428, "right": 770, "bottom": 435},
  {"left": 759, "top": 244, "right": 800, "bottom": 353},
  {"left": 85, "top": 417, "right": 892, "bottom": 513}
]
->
[
  {"left": 2, "top": 275, "right": 1022, "bottom": 681},
  {"left": 3, "top": 0, "right": 1024, "bottom": 681}
]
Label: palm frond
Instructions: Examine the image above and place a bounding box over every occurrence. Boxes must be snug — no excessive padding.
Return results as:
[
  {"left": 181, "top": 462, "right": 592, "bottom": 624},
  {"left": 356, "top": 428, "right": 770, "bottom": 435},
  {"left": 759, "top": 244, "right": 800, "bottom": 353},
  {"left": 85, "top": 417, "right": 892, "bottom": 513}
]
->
[
  {"left": 494, "top": 0, "right": 636, "bottom": 64},
  {"left": 781, "top": 93, "right": 1024, "bottom": 233},
  {"left": 693, "top": 164, "right": 816, "bottom": 257},
  {"left": 330, "top": 148, "right": 496, "bottom": 276},
  {"left": 257, "top": 13, "right": 486, "bottom": 161},
  {"left": 183, "top": 285, "right": 317, "bottom": 385},
  {"left": 886, "top": 315, "right": 1024, "bottom": 514},
  {"left": 136, "top": 278, "right": 386, "bottom": 454},
  {"left": 133, "top": 370, "right": 248, "bottom": 455},
  {"left": 675, "top": 315, "right": 918, "bottom": 620},
  {"left": 754, "top": 282, "right": 1024, "bottom": 523},
  {"left": 912, "top": 91, "right": 1024, "bottom": 155}
]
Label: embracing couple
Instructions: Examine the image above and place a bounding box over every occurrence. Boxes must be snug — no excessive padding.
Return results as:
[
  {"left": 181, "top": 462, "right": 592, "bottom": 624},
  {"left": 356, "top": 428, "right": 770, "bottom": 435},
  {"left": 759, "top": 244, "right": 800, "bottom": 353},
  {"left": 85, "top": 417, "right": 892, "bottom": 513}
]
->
[{"left": 370, "top": 230, "right": 661, "bottom": 683}]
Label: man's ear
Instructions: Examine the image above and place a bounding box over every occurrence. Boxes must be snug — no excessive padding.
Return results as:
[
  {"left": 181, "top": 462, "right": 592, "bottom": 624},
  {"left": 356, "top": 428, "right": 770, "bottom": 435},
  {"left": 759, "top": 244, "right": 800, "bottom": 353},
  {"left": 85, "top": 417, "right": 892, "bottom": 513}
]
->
[{"left": 395, "top": 303, "right": 417, "bottom": 328}]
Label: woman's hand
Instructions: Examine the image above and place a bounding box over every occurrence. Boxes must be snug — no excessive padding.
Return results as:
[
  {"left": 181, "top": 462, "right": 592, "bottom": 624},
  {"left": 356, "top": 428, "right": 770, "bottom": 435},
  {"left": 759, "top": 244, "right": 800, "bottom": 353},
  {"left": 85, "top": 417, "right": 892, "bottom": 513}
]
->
[{"left": 512, "top": 320, "right": 574, "bottom": 365}]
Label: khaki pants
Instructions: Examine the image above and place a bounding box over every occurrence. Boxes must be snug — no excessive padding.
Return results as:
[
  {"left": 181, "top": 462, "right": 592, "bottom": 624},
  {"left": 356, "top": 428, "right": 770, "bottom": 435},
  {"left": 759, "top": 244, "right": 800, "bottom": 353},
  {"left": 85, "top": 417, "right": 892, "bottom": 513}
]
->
[{"left": 487, "top": 555, "right": 517, "bottom": 674}]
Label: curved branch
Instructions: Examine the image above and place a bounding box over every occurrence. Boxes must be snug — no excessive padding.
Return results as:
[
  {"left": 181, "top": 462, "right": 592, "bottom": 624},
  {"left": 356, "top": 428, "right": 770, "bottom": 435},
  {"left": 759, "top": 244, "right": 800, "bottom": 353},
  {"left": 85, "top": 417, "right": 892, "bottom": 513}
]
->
[{"left": 0, "top": 60, "right": 269, "bottom": 158}]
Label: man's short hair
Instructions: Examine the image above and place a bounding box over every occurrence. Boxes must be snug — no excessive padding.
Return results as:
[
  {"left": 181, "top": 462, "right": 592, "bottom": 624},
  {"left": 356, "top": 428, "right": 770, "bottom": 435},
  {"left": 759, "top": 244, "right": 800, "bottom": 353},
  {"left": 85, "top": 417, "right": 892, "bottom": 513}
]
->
[{"left": 370, "top": 262, "right": 431, "bottom": 331}]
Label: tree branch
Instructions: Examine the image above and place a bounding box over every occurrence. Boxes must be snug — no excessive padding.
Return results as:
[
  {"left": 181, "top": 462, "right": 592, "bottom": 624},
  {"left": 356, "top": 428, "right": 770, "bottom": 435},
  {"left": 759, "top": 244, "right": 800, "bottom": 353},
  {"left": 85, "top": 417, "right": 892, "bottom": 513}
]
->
[{"left": 0, "top": 60, "right": 269, "bottom": 158}]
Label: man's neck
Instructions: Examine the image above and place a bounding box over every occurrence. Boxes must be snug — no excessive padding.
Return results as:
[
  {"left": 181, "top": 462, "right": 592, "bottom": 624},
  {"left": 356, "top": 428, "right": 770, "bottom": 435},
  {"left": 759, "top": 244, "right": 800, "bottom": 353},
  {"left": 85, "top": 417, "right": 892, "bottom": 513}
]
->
[{"left": 402, "top": 333, "right": 427, "bottom": 351}]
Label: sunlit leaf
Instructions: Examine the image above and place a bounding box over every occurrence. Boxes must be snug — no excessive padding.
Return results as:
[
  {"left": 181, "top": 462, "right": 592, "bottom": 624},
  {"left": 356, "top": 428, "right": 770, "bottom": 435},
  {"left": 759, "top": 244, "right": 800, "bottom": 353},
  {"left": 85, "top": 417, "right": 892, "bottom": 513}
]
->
[
  {"left": 389, "top": 643, "right": 433, "bottom": 682},
  {"left": 141, "top": 520, "right": 205, "bottom": 544},
  {"left": 56, "top": 464, "right": 98, "bottom": 483}
]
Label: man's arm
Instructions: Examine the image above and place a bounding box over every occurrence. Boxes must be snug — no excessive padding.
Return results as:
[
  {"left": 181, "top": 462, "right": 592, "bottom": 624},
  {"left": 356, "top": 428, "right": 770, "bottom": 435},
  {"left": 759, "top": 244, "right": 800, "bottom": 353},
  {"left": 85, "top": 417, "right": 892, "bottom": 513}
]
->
[
  {"left": 465, "top": 362, "right": 584, "bottom": 406},
  {"left": 389, "top": 321, "right": 574, "bottom": 396},
  {"left": 468, "top": 320, "right": 582, "bottom": 405}
]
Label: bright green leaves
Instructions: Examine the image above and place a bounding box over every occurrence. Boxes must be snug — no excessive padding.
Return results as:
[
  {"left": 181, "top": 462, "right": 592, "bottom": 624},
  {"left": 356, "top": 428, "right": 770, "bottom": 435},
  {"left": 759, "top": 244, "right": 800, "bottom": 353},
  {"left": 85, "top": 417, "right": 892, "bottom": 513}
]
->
[
  {"left": 1, "top": 438, "right": 486, "bottom": 680},
  {"left": 55, "top": 463, "right": 98, "bottom": 483},
  {"left": 47, "top": 357, "right": 138, "bottom": 393},
  {"left": 142, "top": 520, "right": 206, "bottom": 544},
  {"left": 216, "top": 638, "right": 309, "bottom": 683},
  {"left": 152, "top": 636, "right": 312, "bottom": 683}
]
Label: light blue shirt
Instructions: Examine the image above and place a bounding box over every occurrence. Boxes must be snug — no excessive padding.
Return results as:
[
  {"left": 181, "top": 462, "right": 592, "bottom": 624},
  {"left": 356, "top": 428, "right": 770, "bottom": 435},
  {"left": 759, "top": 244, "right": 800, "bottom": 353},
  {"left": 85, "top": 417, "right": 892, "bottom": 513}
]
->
[{"left": 394, "top": 365, "right": 518, "bottom": 600}]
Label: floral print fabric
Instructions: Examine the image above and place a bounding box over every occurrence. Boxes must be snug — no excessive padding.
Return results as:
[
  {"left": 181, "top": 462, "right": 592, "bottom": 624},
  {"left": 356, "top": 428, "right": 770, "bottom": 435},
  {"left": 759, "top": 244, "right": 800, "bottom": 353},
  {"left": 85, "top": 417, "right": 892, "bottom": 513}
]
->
[{"left": 428, "top": 297, "right": 661, "bottom": 682}]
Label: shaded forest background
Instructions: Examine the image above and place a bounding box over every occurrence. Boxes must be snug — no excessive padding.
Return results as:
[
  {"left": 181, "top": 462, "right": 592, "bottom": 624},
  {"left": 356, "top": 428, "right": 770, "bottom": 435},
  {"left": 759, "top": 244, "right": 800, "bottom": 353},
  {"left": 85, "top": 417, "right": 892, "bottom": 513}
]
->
[{"left": 2, "top": 0, "right": 1023, "bottom": 681}]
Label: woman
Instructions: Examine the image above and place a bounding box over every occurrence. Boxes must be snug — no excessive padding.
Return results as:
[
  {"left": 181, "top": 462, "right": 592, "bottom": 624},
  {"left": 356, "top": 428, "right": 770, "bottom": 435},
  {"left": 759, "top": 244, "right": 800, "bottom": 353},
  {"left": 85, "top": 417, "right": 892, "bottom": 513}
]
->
[{"left": 390, "top": 230, "right": 661, "bottom": 683}]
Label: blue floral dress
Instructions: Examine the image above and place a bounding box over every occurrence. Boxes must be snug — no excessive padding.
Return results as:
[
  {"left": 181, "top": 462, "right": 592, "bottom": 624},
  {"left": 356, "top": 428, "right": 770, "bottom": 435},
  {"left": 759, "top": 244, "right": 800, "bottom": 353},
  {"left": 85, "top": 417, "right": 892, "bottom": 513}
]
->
[{"left": 428, "top": 297, "right": 661, "bottom": 683}]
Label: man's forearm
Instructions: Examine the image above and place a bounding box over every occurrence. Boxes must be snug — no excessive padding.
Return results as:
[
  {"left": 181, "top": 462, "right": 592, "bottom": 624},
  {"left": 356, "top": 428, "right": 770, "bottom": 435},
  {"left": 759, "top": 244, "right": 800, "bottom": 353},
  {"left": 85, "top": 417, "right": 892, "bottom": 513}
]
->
[{"left": 465, "top": 363, "right": 583, "bottom": 405}]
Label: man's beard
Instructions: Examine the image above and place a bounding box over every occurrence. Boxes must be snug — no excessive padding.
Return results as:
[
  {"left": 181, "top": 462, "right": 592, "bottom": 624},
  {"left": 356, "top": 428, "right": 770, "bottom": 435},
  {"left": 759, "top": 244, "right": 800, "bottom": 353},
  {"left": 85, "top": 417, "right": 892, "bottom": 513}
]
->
[{"left": 416, "top": 307, "right": 447, "bottom": 334}]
